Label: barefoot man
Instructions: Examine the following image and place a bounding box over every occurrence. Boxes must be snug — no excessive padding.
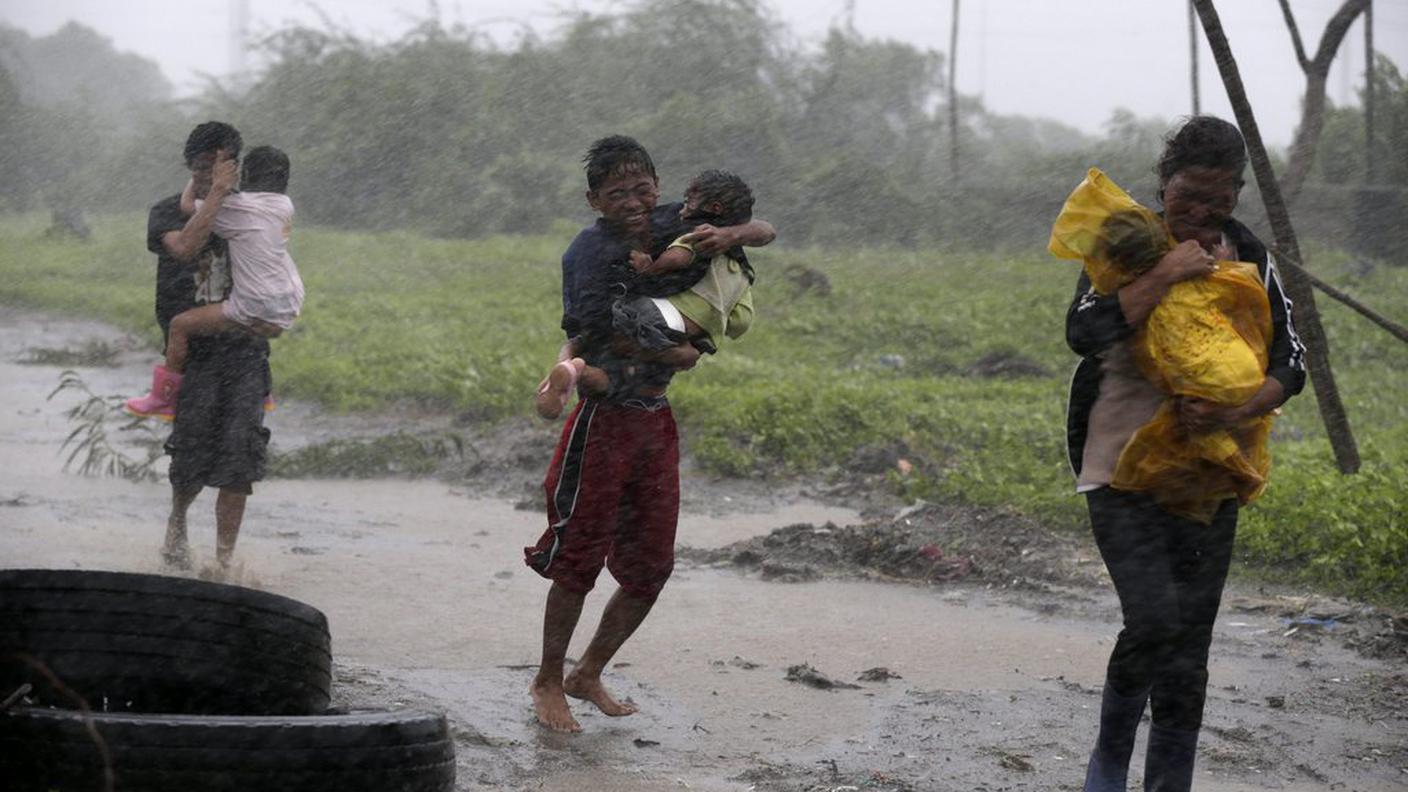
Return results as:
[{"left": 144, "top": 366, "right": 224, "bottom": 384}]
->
[
  {"left": 523, "top": 136, "right": 775, "bottom": 731},
  {"left": 147, "top": 121, "right": 273, "bottom": 574}
]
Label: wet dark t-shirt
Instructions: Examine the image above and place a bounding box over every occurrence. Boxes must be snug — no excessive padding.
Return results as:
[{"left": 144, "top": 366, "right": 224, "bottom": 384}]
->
[{"left": 146, "top": 194, "right": 229, "bottom": 335}]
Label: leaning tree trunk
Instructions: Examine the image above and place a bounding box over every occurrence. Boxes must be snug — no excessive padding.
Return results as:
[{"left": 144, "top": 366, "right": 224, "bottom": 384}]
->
[
  {"left": 1192, "top": 0, "right": 1361, "bottom": 474},
  {"left": 1277, "top": 0, "right": 1369, "bottom": 206}
]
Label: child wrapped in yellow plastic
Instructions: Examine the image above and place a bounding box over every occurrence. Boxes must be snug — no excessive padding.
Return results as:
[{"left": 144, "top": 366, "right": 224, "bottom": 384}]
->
[{"left": 1050, "top": 168, "right": 1274, "bottom": 523}]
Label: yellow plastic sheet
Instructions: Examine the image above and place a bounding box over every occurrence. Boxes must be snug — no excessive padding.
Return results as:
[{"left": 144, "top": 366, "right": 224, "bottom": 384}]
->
[{"left": 1050, "top": 168, "right": 1275, "bottom": 524}]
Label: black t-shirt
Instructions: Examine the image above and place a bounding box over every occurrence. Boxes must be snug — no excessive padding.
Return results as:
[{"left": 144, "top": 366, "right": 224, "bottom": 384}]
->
[{"left": 146, "top": 194, "right": 231, "bottom": 333}]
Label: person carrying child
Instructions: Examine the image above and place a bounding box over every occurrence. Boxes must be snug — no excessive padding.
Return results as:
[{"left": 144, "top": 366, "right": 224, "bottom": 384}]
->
[
  {"left": 1051, "top": 166, "right": 1275, "bottom": 524},
  {"left": 523, "top": 136, "right": 775, "bottom": 733},
  {"left": 535, "top": 168, "right": 758, "bottom": 417},
  {"left": 1060, "top": 116, "right": 1305, "bottom": 792},
  {"left": 127, "top": 145, "right": 303, "bottom": 420},
  {"left": 140, "top": 121, "right": 276, "bottom": 573}
]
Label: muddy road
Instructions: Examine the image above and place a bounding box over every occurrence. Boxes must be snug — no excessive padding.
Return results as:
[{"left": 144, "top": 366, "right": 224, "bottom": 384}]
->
[{"left": 1, "top": 306, "right": 1403, "bottom": 791}]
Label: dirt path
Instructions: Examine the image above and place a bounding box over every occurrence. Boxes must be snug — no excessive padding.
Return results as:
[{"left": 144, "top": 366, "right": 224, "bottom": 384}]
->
[{"left": 1, "top": 305, "right": 1403, "bottom": 791}]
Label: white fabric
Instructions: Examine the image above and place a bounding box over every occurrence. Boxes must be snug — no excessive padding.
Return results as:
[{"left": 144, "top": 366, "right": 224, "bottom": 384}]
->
[
  {"left": 197, "top": 191, "right": 304, "bottom": 328},
  {"left": 649, "top": 297, "right": 688, "bottom": 333}
]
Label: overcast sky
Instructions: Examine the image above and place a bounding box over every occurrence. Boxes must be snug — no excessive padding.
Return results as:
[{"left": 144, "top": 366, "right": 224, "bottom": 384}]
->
[{"left": 3, "top": 0, "right": 1405, "bottom": 148}]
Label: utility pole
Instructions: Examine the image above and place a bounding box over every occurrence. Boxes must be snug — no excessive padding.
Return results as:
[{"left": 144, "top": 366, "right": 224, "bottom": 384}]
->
[
  {"left": 1188, "top": 0, "right": 1200, "bottom": 114},
  {"left": 1364, "top": 0, "right": 1375, "bottom": 180},
  {"left": 949, "top": 0, "right": 961, "bottom": 181},
  {"left": 229, "top": 0, "right": 250, "bottom": 82}
]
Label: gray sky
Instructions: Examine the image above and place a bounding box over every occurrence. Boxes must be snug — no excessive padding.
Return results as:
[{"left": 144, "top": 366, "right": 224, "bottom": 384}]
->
[{"left": 3, "top": 0, "right": 1405, "bottom": 148}]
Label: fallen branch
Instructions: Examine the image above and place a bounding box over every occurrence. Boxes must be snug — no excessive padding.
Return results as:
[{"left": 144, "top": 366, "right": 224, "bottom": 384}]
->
[{"left": 1273, "top": 248, "right": 1408, "bottom": 345}]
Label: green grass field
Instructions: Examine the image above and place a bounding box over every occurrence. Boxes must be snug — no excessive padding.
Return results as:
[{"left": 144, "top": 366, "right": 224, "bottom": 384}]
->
[{"left": 2, "top": 212, "right": 1404, "bottom": 603}]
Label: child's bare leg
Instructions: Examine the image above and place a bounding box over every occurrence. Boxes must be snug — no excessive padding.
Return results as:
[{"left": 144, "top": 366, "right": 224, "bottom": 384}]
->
[
  {"left": 577, "top": 363, "right": 611, "bottom": 397},
  {"left": 535, "top": 358, "right": 586, "bottom": 420},
  {"left": 166, "top": 304, "right": 238, "bottom": 372}
]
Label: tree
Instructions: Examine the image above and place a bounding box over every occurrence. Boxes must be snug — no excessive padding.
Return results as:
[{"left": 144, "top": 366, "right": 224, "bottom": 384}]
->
[{"left": 1276, "top": 0, "right": 1369, "bottom": 206}]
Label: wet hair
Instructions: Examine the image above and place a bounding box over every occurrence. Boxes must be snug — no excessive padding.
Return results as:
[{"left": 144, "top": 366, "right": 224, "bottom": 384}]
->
[
  {"left": 240, "top": 145, "right": 290, "bottom": 193},
  {"left": 1156, "top": 115, "right": 1247, "bottom": 191},
  {"left": 183, "top": 121, "right": 242, "bottom": 167},
  {"left": 685, "top": 169, "right": 754, "bottom": 226},
  {"left": 1099, "top": 209, "right": 1172, "bottom": 277},
  {"left": 583, "top": 135, "right": 657, "bottom": 191}
]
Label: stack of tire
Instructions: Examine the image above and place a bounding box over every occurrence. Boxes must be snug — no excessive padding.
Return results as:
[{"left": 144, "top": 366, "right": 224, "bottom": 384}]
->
[{"left": 0, "top": 569, "right": 454, "bottom": 791}]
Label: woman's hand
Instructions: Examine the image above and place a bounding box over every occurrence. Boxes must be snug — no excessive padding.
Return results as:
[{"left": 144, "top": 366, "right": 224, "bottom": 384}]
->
[
  {"left": 1175, "top": 397, "right": 1244, "bottom": 433},
  {"left": 1156, "top": 239, "right": 1218, "bottom": 283},
  {"left": 1175, "top": 378, "right": 1286, "bottom": 433},
  {"left": 628, "top": 250, "right": 653, "bottom": 273}
]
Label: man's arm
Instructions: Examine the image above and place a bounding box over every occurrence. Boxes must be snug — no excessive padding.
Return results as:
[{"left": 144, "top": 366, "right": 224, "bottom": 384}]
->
[{"left": 162, "top": 152, "right": 237, "bottom": 261}]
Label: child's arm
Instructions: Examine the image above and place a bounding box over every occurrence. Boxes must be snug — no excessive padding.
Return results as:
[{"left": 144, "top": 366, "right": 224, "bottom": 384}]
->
[{"left": 629, "top": 243, "right": 696, "bottom": 276}]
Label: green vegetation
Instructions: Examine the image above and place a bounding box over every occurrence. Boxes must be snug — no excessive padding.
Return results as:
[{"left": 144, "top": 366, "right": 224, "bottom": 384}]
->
[{"left": 1, "top": 212, "right": 1403, "bottom": 603}]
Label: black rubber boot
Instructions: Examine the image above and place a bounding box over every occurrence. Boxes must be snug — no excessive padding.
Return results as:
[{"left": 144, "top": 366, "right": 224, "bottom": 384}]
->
[
  {"left": 1143, "top": 724, "right": 1199, "bottom": 792},
  {"left": 1082, "top": 684, "right": 1149, "bottom": 792}
]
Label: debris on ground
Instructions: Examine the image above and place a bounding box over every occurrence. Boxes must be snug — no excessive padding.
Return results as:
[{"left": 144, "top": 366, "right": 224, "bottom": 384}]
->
[
  {"left": 679, "top": 501, "right": 1101, "bottom": 589},
  {"left": 785, "top": 664, "right": 861, "bottom": 690},
  {"left": 857, "top": 667, "right": 902, "bottom": 683}
]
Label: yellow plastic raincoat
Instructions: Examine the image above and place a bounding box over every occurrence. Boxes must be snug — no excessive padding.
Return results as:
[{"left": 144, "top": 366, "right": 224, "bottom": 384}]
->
[{"left": 1050, "top": 168, "right": 1274, "bottom": 524}]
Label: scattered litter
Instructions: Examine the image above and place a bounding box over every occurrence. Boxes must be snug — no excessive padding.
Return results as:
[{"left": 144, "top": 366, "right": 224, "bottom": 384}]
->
[
  {"left": 785, "top": 664, "right": 861, "bottom": 690},
  {"left": 857, "top": 667, "right": 902, "bottom": 682}
]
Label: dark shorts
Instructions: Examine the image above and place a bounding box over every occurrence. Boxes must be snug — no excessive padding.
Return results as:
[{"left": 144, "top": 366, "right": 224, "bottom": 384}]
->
[
  {"left": 166, "top": 335, "right": 271, "bottom": 494},
  {"left": 524, "top": 399, "right": 680, "bottom": 598}
]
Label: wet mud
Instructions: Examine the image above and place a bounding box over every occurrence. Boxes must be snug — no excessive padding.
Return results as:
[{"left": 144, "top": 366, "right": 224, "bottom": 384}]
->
[{"left": 1, "top": 305, "right": 1404, "bottom": 791}]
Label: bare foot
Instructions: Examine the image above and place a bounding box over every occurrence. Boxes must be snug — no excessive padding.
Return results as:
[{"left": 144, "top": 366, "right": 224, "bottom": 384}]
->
[
  {"left": 530, "top": 679, "right": 581, "bottom": 732},
  {"left": 160, "top": 542, "right": 191, "bottom": 570},
  {"left": 534, "top": 358, "right": 584, "bottom": 420},
  {"left": 564, "top": 670, "right": 638, "bottom": 717}
]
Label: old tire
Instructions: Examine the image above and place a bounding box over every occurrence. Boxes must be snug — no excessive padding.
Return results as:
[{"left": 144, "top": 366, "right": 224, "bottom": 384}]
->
[
  {"left": 0, "top": 569, "right": 331, "bottom": 715},
  {"left": 0, "top": 707, "right": 455, "bottom": 791}
]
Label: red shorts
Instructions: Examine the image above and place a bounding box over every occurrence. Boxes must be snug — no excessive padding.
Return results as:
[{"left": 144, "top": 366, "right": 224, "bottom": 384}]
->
[{"left": 524, "top": 399, "right": 680, "bottom": 598}]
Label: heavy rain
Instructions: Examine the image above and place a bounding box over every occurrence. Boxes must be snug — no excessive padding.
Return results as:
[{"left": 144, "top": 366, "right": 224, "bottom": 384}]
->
[{"left": 0, "top": 1, "right": 1405, "bottom": 790}]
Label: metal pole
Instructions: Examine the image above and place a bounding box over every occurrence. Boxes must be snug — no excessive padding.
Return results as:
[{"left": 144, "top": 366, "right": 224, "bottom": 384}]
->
[
  {"left": 1364, "top": 0, "right": 1375, "bottom": 180},
  {"left": 1189, "top": 0, "right": 1201, "bottom": 114},
  {"left": 949, "top": 0, "right": 961, "bottom": 181}
]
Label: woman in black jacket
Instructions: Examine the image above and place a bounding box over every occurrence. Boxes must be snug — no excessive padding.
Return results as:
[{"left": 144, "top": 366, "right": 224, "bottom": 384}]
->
[{"left": 1067, "top": 116, "right": 1306, "bottom": 792}]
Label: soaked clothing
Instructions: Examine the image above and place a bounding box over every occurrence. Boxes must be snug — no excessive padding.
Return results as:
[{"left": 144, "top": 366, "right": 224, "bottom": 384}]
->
[
  {"left": 1064, "top": 217, "right": 1305, "bottom": 478},
  {"left": 148, "top": 195, "right": 271, "bottom": 493},
  {"left": 560, "top": 202, "right": 691, "bottom": 399},
  {"left": 1064, "top": 216, "right": 1303, "bottom": 735},
  {"left": 165, "top": 335, "right": 271, "bottom": 494},
  {"left": 197, "top": 191, "right": 304, "bottom": 329},
  {"left": 147, "top": 195, "right": 232, "bottom": 342},
  {"left": 1088, "top": 487, "right": 1237, "bottom": 732},
  {"left": 524, "top": 399, "right": 679, "bottom": 598}
]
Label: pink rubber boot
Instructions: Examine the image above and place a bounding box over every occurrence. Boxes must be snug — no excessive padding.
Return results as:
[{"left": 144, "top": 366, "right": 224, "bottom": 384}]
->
[{"left": 124, "top": 365, "right": 182, "bottom": 421}]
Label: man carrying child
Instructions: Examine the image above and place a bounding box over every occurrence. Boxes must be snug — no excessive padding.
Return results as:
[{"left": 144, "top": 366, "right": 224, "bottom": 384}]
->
[
  {"left": 523, "top": 136, "right": 775, "bottom": 732},
  {"left": 146, "top": 121, "right": 273, "bottom": 574}
]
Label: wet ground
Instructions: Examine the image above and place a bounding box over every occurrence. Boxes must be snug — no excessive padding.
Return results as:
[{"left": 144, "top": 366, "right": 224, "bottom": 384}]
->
[{"left": 1, "top": 305, "right": 1404, "bottom": 791}]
